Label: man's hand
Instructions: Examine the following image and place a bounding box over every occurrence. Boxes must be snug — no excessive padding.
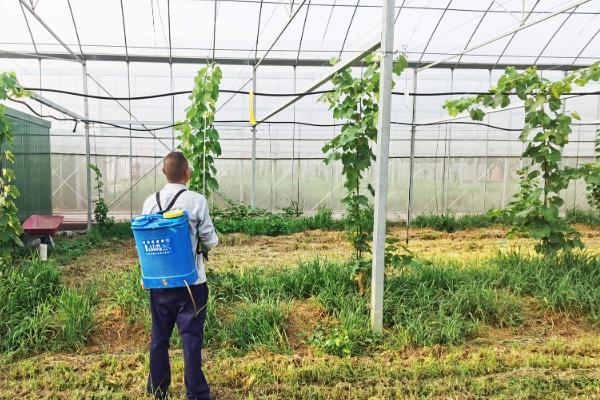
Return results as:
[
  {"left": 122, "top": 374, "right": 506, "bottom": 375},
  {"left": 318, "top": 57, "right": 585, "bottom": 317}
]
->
[{"left": 200, "top": 243, "right": 210, "bottom": 262}]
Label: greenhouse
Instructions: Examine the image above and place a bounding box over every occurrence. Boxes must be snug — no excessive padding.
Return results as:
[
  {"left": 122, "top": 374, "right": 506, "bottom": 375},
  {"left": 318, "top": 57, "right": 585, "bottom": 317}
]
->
[{"left": 1, "top": 0, "right": 600, "bottom": 399}]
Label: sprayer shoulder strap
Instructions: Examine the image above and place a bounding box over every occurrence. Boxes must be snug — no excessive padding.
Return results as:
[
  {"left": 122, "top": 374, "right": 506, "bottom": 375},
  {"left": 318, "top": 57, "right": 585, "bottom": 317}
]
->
[{"left": 155, "top": 189, "right": 187, "bottom": 213}]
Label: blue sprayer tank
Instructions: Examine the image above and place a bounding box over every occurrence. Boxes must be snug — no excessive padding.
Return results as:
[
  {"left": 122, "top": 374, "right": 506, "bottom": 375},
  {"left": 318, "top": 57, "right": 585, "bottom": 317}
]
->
[{"left": 131, "top": 210, "right": 198, "bottom": 289}]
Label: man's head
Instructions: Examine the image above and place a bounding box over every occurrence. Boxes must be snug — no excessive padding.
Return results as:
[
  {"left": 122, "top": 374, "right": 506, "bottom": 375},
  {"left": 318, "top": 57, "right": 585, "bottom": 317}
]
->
[{"left": 162, "top": 151, "right": 191, "bottom": 184}]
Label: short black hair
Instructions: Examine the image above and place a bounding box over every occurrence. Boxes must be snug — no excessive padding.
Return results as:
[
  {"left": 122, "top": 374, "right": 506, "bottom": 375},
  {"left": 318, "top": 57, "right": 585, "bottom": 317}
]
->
[{"left": 162, "top": 151, "right": 189, "bottom": 182}]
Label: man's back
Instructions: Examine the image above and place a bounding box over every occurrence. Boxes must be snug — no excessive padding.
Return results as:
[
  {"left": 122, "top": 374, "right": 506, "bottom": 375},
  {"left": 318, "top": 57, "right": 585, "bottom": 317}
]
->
[{"left": 142, "top": 182, "right": 218, "bottom": 284}]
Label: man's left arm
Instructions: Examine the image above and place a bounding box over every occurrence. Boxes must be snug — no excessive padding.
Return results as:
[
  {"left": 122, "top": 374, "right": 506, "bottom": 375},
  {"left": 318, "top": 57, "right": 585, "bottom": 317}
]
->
[{"left": 142, "top": 196, "right": 155, "bottom": 215}]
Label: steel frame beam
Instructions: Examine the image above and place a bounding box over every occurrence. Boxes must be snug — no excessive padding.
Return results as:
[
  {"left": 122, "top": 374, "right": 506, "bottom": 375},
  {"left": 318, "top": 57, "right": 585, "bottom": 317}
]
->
[
  {"left": 454, "top": 0, "right": 494, "bottom": 67},
  {"left": 112, "top": 0, "right": 600, "bottom": 14},
  {"left": 533, "top": 5, "right": 578, "bottom": 65},
  {"left": 418, "top": 0, "right": 592, "bottom": 72},
  {"left": 417, "top": 0, "right": 452, "bottom": 65},
  {"left": 18, "top": 1, "right": 38, "bottom": 57},
  {"left": 492, "top": 0, "right": 541, "bottom": 70},
  {"left": 255, "top": 0, "right": 309, "bottom": 68},
  {"left": 255, "top": 41, "right": 381, "bottom": 125},
  {"left": 338, "top": 0, "right": 360, "bottom": 60},
  {"left": 570, "top": 25, "right": 600, "bottom": 67},
  {"left": 18, "top": 0, "right": 82, "bottom": 63},
  {"left": 1, "top": 50, "right": 594, "bottom": 71},
  {"left": 66, "top": 0, "right": 84, "bottom": 57},
  {"left": 27, "top": 91, "right": 84, "bottom": 119}
]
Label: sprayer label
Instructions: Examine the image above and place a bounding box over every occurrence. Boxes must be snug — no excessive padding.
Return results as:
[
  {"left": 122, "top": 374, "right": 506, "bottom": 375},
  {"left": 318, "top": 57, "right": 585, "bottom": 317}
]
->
[{"left": 142, "top": 238, "right": 173, "bottom": 256}]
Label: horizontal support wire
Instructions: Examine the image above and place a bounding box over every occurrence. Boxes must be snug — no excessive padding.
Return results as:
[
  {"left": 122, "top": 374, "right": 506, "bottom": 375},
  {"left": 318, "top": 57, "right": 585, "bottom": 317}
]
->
[
  {"left": 19, "top": 85, "right": 600, "bottom": 100},
  {"left": 43, "top": 133, "right": 600, "bottom": 144},
  {"left": 44, "top": 152, "right": 580, "bottom": 161},
  {"left": 9, "top": 97, "right": 600, "bottom": 133}
]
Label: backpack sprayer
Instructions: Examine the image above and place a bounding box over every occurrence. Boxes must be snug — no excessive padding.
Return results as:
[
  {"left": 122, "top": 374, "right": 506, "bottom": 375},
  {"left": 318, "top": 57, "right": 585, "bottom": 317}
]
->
[{"left": 131, "top": 189, "right": 198, "bottom": 289}]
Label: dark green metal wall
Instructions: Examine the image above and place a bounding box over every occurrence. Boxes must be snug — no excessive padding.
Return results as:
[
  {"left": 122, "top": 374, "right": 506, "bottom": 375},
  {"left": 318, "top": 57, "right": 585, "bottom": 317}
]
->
[{"left": 4, "top": 106, "right": 52, "bottom": 221}]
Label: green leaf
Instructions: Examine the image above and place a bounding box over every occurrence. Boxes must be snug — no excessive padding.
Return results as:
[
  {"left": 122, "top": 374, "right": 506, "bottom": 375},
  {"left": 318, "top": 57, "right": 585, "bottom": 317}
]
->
[
  {"left": 392, "top": 54, "right": 407, "bottom": 76},
  {"left": 469, "top": 108, "right": 485, "bottom": 121}
]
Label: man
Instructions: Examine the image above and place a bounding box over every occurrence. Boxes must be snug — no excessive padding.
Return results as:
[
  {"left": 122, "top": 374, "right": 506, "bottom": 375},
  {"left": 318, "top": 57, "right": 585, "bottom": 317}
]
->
[{"left": 142, "top": 151, "right": 218, "bottom": 400}]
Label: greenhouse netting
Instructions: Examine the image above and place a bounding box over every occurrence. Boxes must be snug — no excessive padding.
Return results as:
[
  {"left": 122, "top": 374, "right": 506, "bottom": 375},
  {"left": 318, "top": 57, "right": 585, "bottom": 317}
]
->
[{"left": 0, "top": 0, "right": 599, "bottom": 220}]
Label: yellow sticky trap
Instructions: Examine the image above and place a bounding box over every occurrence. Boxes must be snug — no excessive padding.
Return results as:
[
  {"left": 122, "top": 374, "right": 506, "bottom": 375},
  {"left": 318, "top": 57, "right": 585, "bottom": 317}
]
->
[
  {"left": 163, "top": 210, "right": 184, "bottom": 219},
  {"left": 249, "top": 90, "right": 256, "bottom": 126}
]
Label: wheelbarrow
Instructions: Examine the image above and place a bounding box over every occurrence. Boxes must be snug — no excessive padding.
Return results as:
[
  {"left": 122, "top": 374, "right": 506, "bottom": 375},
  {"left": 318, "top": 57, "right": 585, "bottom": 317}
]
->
[{"left": 22, "top": 214, "right": 64, "bottom": 259}]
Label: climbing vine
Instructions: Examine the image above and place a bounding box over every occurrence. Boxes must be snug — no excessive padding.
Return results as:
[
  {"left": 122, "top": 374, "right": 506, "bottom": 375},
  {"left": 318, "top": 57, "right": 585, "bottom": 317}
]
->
[
  {"left": 177, "top": 63, "right": 222, "bottom": 197},
  {"left": 445, "top": 61, "right": 600, "bottom": 254},
  {"left": 0, "top": 72, "right": 27, "bottom": 259},
  {"left": 320, "top": 53, "right": 407, "bottom": 260},
  {"left": 585, "top": 130, "right": 600, "bottom": 209},
  {"left": 89, "top": 163, "right": 113, "bottom": 226}
]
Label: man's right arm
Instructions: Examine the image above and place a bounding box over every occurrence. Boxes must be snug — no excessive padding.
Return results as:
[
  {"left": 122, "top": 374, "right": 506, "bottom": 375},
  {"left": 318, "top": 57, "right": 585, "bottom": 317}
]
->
[{"left": 196, "top": 198, "right": 219, "bottom": 251}]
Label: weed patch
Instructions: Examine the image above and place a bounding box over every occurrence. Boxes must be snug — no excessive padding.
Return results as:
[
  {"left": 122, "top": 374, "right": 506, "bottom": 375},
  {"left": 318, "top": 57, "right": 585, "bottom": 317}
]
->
[
  {"left": 566, "top": 209, "right": 600, "bottom": 226},
  {"left": 214, "top": 207, "right": 343, "bottom": 236},
  {"left": 496, "top": 251, "right": 600, "bottom": 321},
  {"left": 410, "top": 213, "right": 508, "bottom": 232},
  {"left": 108, "top": 258, "right": 524, "bottom": 355},
  {"left": 0, "top": 259, "right": 95, "bottom": 354}
]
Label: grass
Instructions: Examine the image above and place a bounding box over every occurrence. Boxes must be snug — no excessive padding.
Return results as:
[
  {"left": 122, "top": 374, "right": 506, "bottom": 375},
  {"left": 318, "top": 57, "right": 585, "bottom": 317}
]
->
[
  {"left": 410, "top": 208, "right": 600, "bottom": 233},
  {"left": 48, "top": 210, "right": 600, "bottom": 258},
  {"left": 566, "top": 208, "right": 600, "bottom": 226},
  {"left": 3, "top": 335, "right": 600, "bottom": 399},
  {"left": 222, "top": 301, "right": 290, "bottom": 353},
  {"left": 214, "top": 207, "right": 344, "bottom": 236},
  {"left": 496, "top": 251, "right": 600, "bottom": 321},
  {"left": 410, "top": 212, "right": 509, "bottom": 232},
  {"left": 384, "top": 265, "right": 523, "bottom": 346},
  {"left": 20, "top": 221, "right": 600, "bottom": 358},
  {"left": 52, "top": 222, "right": 133, "bottom": 265},
  {"left": 105, "top": 248, "right": 600, "bottom": 358},
  {"left": 110, "top": 257, "right": 525, "bottom": 355},
  {"left": 6, "top": 225, "right": 600, "bottom": 398},
  {"left": 0, "top": 258, "right": 95, "bottom": 354}
]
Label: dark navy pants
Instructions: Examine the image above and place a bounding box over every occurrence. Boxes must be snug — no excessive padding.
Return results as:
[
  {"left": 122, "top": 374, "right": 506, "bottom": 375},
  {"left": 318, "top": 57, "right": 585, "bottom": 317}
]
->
[{"left": 147, "top": 283, "right": 210, "bottom": 400}]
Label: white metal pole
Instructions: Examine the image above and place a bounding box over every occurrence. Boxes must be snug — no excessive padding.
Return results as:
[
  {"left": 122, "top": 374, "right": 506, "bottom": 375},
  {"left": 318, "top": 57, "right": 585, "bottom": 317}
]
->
[
  {"left": 502, "top": 157, "right": 509, "bottom": 208},
  {"left": 294, "top": 67, "right": 301, "bottom": 206},
  {"left": 370, "top": 0, "right": 395, "bottom": 334},
  {"left": 445, "top": 69, "right": 454, "bottom": 212},
  {"left": 406, "top": 68, "right": 417, "bottom": 243},
  {"left": 127, "top": 62, "right": 133, "bottom": 219},
  {"left": 483, "top": 69, "right": 491, "bottom": 211},
  {"left": 82, "top": 63, "right": 92, "bottom": 231},
  {"left": 251, "top": 66, "right": 257, "bottom": 208},
  {"left": 170, "top": 63, "right": 175, "bottom": 150},
  {"left": 291, "top": 66, "right": 296, "bottom": 204}
]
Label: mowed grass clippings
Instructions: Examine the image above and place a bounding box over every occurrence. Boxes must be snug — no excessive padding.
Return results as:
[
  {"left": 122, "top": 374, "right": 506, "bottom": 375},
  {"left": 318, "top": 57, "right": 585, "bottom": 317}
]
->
[
  {"left": 3, "top": 335, "right": 600, "bottom": 399},
  {"left": 56, "top": 224, "right": 600, "bottom": 276}
]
